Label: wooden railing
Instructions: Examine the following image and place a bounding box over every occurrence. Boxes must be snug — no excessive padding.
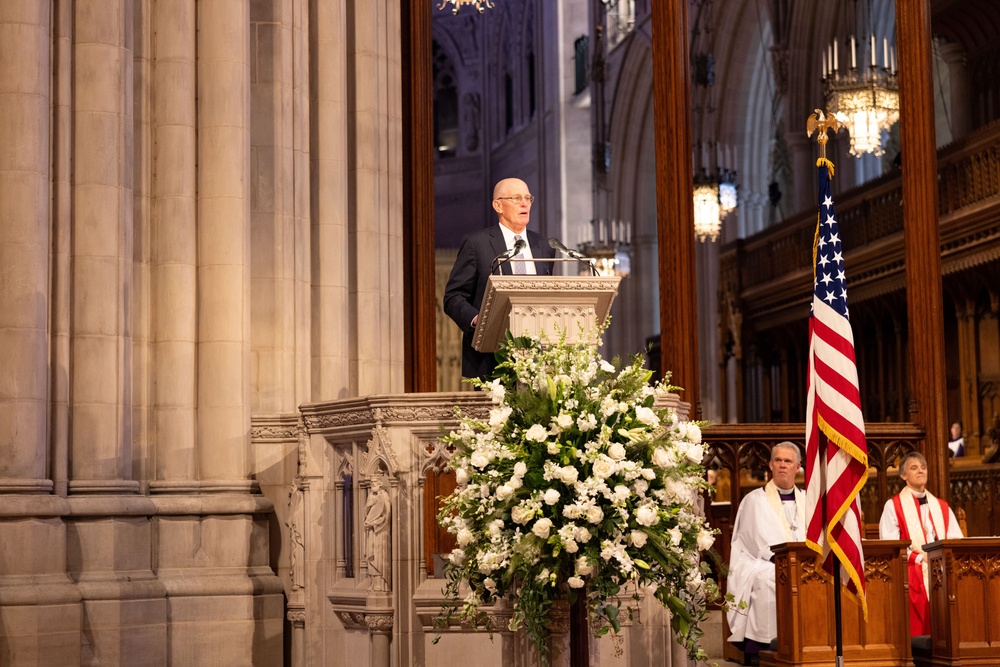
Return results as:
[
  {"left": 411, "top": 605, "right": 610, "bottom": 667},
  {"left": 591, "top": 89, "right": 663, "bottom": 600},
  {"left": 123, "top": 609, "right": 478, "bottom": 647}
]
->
[
  {"left": 721, "top": 118, "right": 1000, "bottom": 316},
  {"left": 702, "top": 422, "right": 1000, "bottom": 538}
]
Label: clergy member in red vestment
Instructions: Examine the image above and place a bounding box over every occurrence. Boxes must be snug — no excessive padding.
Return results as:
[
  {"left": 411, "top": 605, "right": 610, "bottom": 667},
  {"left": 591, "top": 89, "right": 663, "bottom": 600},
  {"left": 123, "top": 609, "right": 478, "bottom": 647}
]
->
[{"left": 878, "top": 451, "right": 963, "bottom": 636}]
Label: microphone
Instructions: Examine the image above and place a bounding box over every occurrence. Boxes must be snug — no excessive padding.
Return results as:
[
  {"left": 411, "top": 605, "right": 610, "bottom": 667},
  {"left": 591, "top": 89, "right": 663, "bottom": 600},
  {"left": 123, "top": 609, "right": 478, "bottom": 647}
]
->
[
  {"left": 549, "top": 237, "right": 598, "bottom": 275},
  {"left": 548, "top": 237, "right": 588, "bottom": 260},
  {"left": 491, "top": 236, "right": 527, "bottom": 274}
]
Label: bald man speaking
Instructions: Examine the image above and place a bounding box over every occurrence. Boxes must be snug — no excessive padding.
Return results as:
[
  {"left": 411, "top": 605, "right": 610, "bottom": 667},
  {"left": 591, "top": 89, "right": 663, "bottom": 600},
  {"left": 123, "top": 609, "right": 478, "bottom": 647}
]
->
[{"left": 443, "top": 177, "right": 555, "bottom": 379}]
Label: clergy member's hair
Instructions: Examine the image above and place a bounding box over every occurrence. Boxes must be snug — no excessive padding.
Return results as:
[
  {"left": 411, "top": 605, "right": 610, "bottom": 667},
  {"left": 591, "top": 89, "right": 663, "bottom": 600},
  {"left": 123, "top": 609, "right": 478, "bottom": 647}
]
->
[
  {"left": 771, "top": 441, "right": 801, "bottom": 464},
  {"left": 898, "top": 451, "right": 927, "bottom": 475}
]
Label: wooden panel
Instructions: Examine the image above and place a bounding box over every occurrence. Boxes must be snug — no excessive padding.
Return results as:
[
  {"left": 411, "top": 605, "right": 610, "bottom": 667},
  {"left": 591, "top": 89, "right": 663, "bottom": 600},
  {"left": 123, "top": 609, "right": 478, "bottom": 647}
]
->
[
  {"left": 924, "top": 538, "right": 1000, "bottom": 666},
  {"left": 763, "top": 541, "right": 911, "bottom": 667},
  {"left": 423, "top": 468, "right": 457, "bottom": 576}
]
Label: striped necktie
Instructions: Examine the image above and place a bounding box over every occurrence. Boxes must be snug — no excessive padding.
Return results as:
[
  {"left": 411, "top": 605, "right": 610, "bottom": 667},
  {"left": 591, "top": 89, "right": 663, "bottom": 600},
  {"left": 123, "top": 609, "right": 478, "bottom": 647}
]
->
[{"left": 512, "top": 235, "right": 527, "bottom": 274}]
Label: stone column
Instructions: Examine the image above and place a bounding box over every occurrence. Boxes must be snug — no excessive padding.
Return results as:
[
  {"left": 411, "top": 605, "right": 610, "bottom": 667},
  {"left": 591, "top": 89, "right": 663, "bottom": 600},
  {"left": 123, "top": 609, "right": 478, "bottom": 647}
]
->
[
  {"left": 349, "top": 0, "right": 405, "bottom": 396},
  {"left": 955, "top": 301, "right": 979, "bottom": 456},
  {"left": 197, "top": 0, "right": 253, "bottom": 488},
  {"left": 0, "top": 0, "right": 51, "bottom": 494},
  {"left": 0, "top": 4, "right": 84, "bottom": 663},
  {"left": 149, "top": 0, "right": 198, "bottom": 490},
  {"left": 70, "top": 0, "right": 137, "bottom": 494},
  {"left": 936, "top": 40, "right": 971, "bottom": 142},
  {"left": 310, "top": 0, "right": 351, "bottom": 400}
]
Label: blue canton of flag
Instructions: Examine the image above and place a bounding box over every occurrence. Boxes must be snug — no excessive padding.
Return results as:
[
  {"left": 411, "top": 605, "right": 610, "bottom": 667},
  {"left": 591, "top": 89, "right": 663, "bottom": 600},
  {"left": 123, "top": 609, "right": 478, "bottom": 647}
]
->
[{"left": 813, "top": 167, "right": 849, "bottom": 319}]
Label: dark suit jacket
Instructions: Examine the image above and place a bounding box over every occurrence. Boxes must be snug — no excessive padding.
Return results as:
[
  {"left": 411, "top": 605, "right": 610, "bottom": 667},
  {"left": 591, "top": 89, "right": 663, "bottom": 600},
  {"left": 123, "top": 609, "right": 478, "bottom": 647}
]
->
[{"left": 443, "top": 225, "right": 555, "bottom": 379}]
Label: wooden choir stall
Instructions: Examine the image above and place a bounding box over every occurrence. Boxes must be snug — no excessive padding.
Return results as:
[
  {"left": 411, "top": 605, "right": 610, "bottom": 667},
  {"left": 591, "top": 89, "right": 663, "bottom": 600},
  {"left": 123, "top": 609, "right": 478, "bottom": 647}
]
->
[
  {"left": 919, "top": 538, "right": 1000, "bottom": 667},
  {"left": 761, "top": 541, "right": 912, "bottom": 667}
]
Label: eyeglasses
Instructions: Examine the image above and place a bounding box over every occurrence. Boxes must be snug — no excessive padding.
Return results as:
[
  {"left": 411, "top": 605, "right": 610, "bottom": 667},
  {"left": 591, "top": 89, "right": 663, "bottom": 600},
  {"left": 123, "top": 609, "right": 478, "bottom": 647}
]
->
[{"left": 495, "top": 195, "right": 535, "bottom": 204}]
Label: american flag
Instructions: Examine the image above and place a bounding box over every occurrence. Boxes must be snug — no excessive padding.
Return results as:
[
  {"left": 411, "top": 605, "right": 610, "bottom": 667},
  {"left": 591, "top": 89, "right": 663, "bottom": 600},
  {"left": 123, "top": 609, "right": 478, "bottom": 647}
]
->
[{"left": 804, "top": 161, "right": 868, "bottom": 617}]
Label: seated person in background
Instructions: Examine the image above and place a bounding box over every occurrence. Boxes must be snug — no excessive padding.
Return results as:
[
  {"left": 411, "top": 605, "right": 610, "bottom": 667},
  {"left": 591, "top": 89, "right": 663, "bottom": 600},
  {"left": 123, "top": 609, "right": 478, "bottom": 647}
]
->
[
  {"left": 947, "top": 421, "right": 965, "bottom": 458},
  {"left": 879, "top": 451, "right": 963, "bottom": 636},
  {"left": 727, "top": 442, "right": 805, "bottom": 660}
]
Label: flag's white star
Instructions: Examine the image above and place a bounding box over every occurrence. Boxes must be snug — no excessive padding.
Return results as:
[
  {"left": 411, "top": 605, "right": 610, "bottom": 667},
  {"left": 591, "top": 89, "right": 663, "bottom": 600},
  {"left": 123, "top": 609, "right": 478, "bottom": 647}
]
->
[
  {"left": 825, "top": 214, "right": 837, "bottom": 227},
  {"left": 820, "top": 272, "right": 833, "bottom": 285},
  {"left": 837, "top": 269, "right": 846, "bottom": 282},
  {"left": 818, "top": 236, "right": 827, "bottom": 249},
  {"left": 823, "top": 195, "right": 833, "bottom": 209},
  {"left": 840, "top": 288, "right": 848, "bottom": 300},
  {"left": 818, "top": 254, "right": 831, "bottom": 267},
  {"left": 824, "top": 291, "right": 837, "bottom": 303},
  {"left": 833, "top": 250, "right": 844, "bottom": 264},
  {"left": 829, "top": 232, "right": 840, "bottom": 245}
]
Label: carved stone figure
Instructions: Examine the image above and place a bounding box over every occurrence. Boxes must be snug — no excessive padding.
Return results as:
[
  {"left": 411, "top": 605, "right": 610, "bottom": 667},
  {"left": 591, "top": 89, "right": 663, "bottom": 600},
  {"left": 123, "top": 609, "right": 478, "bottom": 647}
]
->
[{"left": 364, "top": 477, "right": 392, "bottom": 592}]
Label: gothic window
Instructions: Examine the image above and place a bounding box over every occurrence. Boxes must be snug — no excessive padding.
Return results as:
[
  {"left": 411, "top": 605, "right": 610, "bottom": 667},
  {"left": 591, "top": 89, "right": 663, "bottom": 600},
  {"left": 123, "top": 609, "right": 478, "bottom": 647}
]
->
[
  {"left": 343, "top": 472, "right": 354, "bottom": 577},
  {"left": 574, "top": 36, "right": 588, "bottom": 95},
  {"left": 433, "top": 41, "right": 460, "bottom": 158}
]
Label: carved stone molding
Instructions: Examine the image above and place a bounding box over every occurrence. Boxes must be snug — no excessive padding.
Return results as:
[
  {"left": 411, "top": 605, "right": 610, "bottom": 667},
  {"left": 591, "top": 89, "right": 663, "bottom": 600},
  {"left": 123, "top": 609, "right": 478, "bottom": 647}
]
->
[
  {"left": 365, "top": 612, "right": 395, "bottom": 634},
  {"left": 287, "top": 610, "right": 307, "bottom": 627},
  {"left": 250, "top": 414, "right": 300, "bottom": 441},
  {"left": 335, "top": 611, "right": 369, "bottom": 631}
]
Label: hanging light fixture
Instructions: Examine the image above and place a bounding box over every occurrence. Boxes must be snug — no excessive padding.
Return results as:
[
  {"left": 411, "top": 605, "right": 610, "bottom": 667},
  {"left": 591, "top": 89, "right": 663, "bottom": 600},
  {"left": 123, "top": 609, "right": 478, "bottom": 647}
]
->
[
  {"left": 580, "top": 219, "right": 631, "bottom": 277},
  {"left": 823, "top": 33, "right": 899, "bottom": 157},
  {"left": 436, "top": 0, "right": 494, "bottom": 14},
  {"left": 693, "top": 180, "right": 722, "bottom": 243}
]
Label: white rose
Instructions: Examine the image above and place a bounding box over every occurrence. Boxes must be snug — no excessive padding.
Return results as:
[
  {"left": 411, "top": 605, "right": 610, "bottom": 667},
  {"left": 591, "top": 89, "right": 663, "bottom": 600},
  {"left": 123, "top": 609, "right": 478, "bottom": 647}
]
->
[
  {"left": 668, "top": 527, "right": 682, "bottom": 545},
  {"left": 455, "top": 468, "right": 469, "bottom": 485},
  {"left": 630, "top": 530, "right": 648, "bottom": 548},
  {"left": 681, "top": 421, "right": 702, "bottom": 442},
  {"left": 576, "top": 557, "right": 595, "bottom": 576},
  {"left": 495, "top": 484, "right": 514, "bottom": 501},
  {"left": 686, "top": 442, "right": 705, "bottom": 463},
  {"left": 470, "top": 451, "right": 490, "bottom": 469},
  {"left": 513, "top": 461, "right": 527, "bottom": 477},
  {"left": 511, "top": 506, "right": 534, "bottom": 524},
  {"left": 567, "top": 576, "right": 585, "bottom": 589},
  {"left": 600, "top": 360, "right": 615, "bottom": 373},
  {"left": 640, "top": 467, "right": 656, "bottom": 480},
  {"left": 558, "top": 466, "right": 579, "bottom": 485},
  {"left": 586, "top": 506, "right": 604, "bottom": 524},
  {"left": 632, "top": 479, "right": 649, "bottom": 495},
  {"left": 449, "top": 548, "right": 465, "bottom": 565},
  {"left": 456, "top": 528, "right": 475, "bottom": 547},
  {"left": 573, "top": 526, "right": 593, "bottom": 543},
  {"left": 525, "top": 424, "right": 548, "bottom": 442},
  {"left": 697, "top": 529, "right": 715, "bottom": 551},
  {"left": 564, "top": 539, "right": 579, "bottom": 553},
  {"left": 635, "top": 505, "right": 659, "bottom": 527},
  {"left": 532, "top": 518, "right": 553, "bottom": 539},
  {"left": 484, "top": 577, "right": 497, "bottom": 593},
  {"left": 555, "top": 413, "right": 574, "bottom": 429},
  {"left": 547, "top": 442, "right": 561, "bottom": 455},
  {"left": 635, "top": 405, "right": 660, "bottom": 427},
  {"left": 543, "top": 489, "right": 561, "bottom": 505},
  {"left": 592, "top": 457, "right": 616, "bottom": 479},
  {"left": 607, "top": 442, "right": 627, "bottom": 461},
  {"left": 651, "top": 447, "right": 671, "bottom": 468}
]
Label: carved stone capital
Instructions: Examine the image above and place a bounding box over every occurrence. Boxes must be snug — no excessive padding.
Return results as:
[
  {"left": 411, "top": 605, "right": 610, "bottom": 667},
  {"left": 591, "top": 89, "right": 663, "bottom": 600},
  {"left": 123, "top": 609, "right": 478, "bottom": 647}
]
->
[{"left": 365, "top": 612, "right": 394, "bottom": 634}]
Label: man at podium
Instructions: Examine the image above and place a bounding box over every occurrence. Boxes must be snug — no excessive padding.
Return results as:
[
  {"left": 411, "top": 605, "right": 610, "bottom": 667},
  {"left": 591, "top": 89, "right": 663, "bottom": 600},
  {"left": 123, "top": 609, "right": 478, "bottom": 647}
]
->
[{"left": 443, "top": 177, "right": 554, "bottom": 379}]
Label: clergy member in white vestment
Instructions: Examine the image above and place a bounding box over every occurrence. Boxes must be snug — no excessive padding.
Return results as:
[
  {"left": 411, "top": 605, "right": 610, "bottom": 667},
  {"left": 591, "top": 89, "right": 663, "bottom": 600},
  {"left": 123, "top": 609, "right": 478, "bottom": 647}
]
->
[
  {"left": 726, "top": 442, "right": 805, "bottom": 659},
  {"left": 878, "top": 451, "right": 963, "bottom": 636}
]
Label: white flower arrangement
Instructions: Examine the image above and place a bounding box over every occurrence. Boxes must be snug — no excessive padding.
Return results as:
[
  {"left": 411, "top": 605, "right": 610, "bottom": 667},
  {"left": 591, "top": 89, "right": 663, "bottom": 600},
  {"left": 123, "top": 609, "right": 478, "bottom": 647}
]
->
[{"left": 435, "top": 329, "right": 721, "bottom": 663}]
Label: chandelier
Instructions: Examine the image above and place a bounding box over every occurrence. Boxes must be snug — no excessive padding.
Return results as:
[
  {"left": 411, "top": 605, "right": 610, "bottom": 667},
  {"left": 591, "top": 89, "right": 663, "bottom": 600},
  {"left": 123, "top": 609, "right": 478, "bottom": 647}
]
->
[
  {"left": 436, "top": 0, "right": 494, "bottom": 14},
  {"left": 580, "top": 219, "right": 631, "bottom": 277},
  {"left": 823, "top": 34, "right": 899, "bottom": 157}
]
